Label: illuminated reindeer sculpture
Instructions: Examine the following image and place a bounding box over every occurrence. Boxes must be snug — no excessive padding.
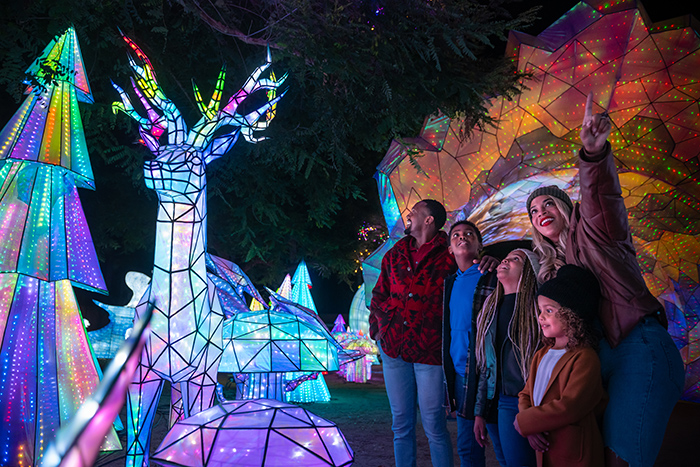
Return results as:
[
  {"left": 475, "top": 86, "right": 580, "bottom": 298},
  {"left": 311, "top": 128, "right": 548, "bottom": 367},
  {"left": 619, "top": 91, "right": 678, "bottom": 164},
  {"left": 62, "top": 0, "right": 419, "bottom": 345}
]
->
[{"left": 111, "top": 35, "right": 285, "bottom": 466}]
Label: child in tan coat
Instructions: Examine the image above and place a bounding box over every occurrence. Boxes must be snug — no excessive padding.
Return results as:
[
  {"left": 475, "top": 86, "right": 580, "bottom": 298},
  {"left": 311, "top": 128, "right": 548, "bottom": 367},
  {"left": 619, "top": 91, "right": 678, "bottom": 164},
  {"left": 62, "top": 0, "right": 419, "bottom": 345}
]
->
[{"left": 515, "top": 265, "right": 607, "bottom": 467}]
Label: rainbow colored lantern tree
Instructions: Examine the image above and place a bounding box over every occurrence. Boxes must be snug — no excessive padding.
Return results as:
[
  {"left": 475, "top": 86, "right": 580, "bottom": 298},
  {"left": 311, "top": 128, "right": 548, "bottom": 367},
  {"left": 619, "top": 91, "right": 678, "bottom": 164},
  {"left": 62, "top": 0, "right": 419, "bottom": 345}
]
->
[
  {"left": 0, "top": 28, "right": 120, "bottom": 466},
  {"left": 277, "top": 273, "right": 292, "bottom": 299},
  {"left": 364, "top": 0, "right": 700, "bottom": 401},
  {"left": 331, "top": 314, "right": 347, "bottom": 334}
]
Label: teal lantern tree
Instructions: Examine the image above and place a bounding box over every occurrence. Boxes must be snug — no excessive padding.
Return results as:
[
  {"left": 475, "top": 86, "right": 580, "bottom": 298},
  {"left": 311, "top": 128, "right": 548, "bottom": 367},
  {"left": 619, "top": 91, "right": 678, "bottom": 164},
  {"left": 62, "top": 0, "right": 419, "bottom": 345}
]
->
[
  {"left": 0, "top": 28, "right": 120, "bottom": 466},
  {"left": 290, "top": 259, "right": 317, "bottom": 312},
  {"left": 286, "top": 260, "right": 331, "bottom": 403}
]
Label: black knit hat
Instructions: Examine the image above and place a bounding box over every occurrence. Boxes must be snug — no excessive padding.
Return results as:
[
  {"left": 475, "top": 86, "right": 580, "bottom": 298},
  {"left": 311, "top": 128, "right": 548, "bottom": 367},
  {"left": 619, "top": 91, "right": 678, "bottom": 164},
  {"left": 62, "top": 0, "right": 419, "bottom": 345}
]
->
[
  {"left": 537, "top": 265, "right": 600, "bottom": 322},
  {"left": 526, "top": 186, "right": 574, "bottom": 218}
]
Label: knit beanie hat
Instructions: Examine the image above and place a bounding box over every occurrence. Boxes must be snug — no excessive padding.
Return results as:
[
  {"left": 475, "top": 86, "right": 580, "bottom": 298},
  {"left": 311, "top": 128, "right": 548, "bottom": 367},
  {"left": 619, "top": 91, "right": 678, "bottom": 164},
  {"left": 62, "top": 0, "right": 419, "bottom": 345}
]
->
[
  {"left": 514, "top": 248, "right": 541, "bottom": 282},
  {"left": 526, "top": 186, "right": 574, "bottom": 218},
  {"left": 537, "top": 265, "right": 600, "bottom": 322}
]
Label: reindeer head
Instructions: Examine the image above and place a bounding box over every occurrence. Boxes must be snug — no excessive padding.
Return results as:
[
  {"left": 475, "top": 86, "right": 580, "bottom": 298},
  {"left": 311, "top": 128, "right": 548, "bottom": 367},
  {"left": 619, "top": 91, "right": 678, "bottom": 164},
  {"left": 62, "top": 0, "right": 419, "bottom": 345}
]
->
[
  {"left": 142, "top": 147, "right": 206, "bottom": 202},
  {"left": 112, "top": 34, "right": 286, "bottom": 203}
]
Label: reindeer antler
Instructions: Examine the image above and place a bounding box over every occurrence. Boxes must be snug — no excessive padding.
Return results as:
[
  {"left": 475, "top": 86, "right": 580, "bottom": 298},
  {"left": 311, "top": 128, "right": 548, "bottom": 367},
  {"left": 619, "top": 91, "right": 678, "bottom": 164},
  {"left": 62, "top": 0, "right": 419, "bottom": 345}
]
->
[
  {"left": 112, "top": 35, "right": 286, "bottom": 161},
  {"left": 189, "top": 48, "right": 287, "bottom": 161},
  {"left": 112, "top": 33, "right": 188, "bottom": 153}
]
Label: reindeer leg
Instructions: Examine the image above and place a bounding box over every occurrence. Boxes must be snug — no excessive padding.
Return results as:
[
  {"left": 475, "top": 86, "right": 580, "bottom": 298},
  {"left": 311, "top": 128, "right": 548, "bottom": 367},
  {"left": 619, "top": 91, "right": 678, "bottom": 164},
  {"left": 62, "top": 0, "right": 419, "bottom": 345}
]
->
[
  {"left": 169, "top": 382, "right": 184, "bottom": 427},
  {"left": 126, "top": 364, "right": 164, "bottom": 467},
  {"left": 182, "top": 286, "right": 223, "bottom": 417},
  {"left": 181, "top": 339, "right": 221, "bottom": 417}
]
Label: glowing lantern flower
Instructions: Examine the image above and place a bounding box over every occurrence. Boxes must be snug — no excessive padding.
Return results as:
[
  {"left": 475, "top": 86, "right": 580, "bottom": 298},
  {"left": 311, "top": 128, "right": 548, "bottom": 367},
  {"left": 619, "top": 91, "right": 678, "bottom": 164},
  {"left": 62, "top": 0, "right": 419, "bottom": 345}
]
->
[
  {"left": 364, "top": 1, "right": 700, "bottom": 401},
  {"left": 219, "top": 292, "right": 342, "bottom": 400},
  {"left": 339, "top": 336, "right": 379, "bottom": 384}
]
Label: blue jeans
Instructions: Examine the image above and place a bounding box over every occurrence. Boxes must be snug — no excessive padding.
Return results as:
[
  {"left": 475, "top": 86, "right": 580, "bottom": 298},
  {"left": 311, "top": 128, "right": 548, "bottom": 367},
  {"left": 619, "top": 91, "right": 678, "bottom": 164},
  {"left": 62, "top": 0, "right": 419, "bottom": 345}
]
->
[
  {"left": 496, "top": 395, "right": 536, "bottom": 467},
  {"left": 599, "top": 317, "right": 684, "bottom": 467},
  {"left": 379, "top": 344, "right": 453, "bottom": 467},
  {"left": 454, "top": 373, "right": 503, "bottom": 467}
]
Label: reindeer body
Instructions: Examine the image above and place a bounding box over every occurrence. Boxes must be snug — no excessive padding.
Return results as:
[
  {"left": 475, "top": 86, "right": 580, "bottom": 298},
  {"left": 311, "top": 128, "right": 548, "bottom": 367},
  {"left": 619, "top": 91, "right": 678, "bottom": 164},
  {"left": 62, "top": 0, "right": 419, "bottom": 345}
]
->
[{"left": 112, "top": 36, "right": 284, "bottom": 466}]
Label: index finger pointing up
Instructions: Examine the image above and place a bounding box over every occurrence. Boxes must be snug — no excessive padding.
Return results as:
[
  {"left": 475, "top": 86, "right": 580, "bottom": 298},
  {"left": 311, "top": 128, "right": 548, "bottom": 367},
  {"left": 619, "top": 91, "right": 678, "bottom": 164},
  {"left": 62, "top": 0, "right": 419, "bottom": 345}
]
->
[{"left": 584, "top": 92, "right": 593, "bottom": 125}]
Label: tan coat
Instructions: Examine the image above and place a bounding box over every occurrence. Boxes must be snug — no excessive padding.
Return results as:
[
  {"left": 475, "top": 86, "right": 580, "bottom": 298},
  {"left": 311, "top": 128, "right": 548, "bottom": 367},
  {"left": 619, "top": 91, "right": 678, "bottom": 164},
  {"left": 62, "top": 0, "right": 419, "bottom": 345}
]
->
[{"left": 517, "top": 346, "right": 606, "bottom": 467}]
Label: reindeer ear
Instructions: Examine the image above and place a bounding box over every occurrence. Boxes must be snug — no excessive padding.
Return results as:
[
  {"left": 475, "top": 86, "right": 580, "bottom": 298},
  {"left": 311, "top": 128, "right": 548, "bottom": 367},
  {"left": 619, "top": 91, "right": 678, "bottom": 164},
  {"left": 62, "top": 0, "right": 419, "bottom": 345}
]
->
[{"left": 203, "top": 132, "right": 240, "bottom": 164}]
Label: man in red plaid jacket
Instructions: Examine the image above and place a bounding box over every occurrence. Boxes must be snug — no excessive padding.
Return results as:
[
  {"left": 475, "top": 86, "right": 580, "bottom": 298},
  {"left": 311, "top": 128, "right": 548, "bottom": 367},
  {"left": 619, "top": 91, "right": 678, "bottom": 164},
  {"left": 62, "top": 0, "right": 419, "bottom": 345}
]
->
[{"left": 370, "top": 199, "right": 457, "bottom": 467}]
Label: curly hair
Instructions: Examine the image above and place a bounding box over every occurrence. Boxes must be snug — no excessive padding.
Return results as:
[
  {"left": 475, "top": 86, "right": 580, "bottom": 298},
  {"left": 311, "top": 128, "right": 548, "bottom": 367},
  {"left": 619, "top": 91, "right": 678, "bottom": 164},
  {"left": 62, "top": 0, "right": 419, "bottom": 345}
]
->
[
  {"left": 530, "top": 196, "right": 572, "bottom": 283},
  {"left": 541, "top": 305, "right": 600, "bottom": 351}
]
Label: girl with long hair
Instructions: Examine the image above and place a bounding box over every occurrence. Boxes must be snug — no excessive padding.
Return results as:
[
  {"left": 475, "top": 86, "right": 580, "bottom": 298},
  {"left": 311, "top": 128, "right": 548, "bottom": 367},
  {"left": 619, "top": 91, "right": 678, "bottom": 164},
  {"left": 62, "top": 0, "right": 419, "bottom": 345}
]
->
[{"left": 473, "top": 248, "right": 541, "bottom": 466}]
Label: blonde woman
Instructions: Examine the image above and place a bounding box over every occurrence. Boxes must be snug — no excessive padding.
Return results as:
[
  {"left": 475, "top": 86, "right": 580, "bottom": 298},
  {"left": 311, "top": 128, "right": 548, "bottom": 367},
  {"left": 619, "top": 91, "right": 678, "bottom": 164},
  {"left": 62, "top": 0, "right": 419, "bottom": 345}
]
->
[
  {"left": 473, "top": 248, "right": 541, "bottom": 467},
  {"left": 526, "top": 93, "right": 684, "bottom": 467}
]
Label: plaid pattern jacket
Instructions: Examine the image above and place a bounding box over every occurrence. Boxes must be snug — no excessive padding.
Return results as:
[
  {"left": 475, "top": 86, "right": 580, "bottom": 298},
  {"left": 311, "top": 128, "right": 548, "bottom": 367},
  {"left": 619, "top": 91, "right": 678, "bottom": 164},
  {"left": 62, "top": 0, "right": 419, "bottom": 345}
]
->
[{"left": 369, "top": 232, "right": 456, "bottom": 365}]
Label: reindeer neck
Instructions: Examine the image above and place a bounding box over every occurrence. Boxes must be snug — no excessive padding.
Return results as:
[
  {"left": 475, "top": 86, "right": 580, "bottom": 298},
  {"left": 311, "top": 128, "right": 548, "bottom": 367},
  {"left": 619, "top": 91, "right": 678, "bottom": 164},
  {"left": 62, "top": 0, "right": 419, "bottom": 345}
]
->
[{"left": 152, "top": 188, "right": 208, "bottom": 282}]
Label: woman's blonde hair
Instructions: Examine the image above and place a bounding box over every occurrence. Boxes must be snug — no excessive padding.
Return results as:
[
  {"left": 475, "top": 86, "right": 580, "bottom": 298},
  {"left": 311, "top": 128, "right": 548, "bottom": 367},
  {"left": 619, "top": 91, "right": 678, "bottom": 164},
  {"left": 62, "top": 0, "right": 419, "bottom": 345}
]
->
[
  {"left": 530, "top": 197, "right": 572, "bottom": 283},
  {"left": 475, "top": 252, "right": 541, "bottom": 382}
]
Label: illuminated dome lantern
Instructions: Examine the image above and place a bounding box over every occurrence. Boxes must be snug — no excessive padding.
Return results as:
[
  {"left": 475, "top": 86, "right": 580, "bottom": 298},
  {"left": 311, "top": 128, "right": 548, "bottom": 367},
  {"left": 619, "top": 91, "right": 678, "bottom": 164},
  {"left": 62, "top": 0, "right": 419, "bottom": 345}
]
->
[
  {"left": 152, "top": 399, "right": 354, "bottom": 467},
  {"left": 348, "top": 284, "right": 371, "bottom": 337},
  {"left": 364, "top": 0, "right": 700, "bottom": 401}
]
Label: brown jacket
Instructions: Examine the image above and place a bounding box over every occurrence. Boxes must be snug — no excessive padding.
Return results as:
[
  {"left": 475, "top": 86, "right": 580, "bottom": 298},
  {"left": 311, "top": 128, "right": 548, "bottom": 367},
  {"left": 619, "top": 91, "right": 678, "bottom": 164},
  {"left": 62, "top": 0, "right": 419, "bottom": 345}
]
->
[
  {"left": 566, "top": 143, "right": 666, "bottom": 348},
  {"left": 517, "top": 346, "right": 606, "bottom": 467}
]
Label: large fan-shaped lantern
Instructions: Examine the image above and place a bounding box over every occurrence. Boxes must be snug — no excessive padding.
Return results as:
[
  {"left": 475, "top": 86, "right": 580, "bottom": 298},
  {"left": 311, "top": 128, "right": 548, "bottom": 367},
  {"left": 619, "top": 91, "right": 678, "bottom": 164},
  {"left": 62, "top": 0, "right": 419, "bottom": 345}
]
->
[{"left": 364, "top": 0, "right": 700, "bottom": 401}]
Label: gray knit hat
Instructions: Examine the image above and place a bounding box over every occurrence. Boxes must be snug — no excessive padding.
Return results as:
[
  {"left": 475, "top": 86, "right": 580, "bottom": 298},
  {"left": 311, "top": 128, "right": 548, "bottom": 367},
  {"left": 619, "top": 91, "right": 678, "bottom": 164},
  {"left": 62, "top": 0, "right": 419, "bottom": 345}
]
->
[
  {"left": 526, "top": 186, "right": 573, "bottom": 218},
  {"left": 514, "top": 248, "right": 541, "bottom": 282}
]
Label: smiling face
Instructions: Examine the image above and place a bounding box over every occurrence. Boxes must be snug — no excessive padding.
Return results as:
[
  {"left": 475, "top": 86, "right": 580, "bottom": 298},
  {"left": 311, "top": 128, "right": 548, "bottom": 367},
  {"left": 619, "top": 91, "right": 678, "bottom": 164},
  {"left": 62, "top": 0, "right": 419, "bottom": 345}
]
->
[
  {"left": 404, "top": 201, "right": 431, "bottom": 236},
  {"left": 537, "top": 295, "right": 569, "bottom": 349},
  {"left": 529, "top": 195, "right": 567, "bottom": 243},
  {"left": 448, "top": 223, "right": 481, "bottom": 268},
  {"left": 497, "top": 250, "right": 527, "bottom": 293}
]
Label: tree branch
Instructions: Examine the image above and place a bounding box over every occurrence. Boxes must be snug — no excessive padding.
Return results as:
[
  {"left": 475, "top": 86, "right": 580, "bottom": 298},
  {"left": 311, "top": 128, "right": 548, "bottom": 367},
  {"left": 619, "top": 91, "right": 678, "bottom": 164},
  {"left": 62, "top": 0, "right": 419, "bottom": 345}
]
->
[{"left": 178, "top": 0, "right": 282, "bottom": 49}]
